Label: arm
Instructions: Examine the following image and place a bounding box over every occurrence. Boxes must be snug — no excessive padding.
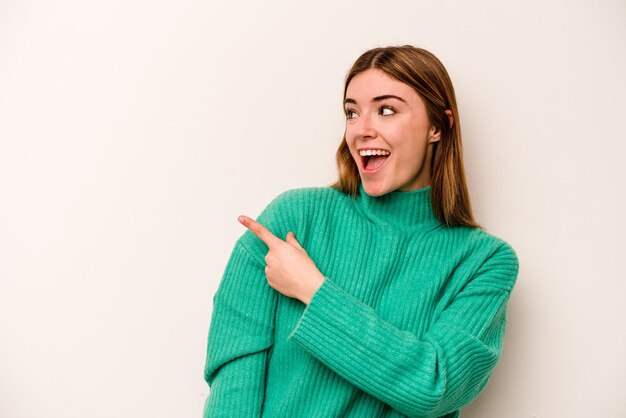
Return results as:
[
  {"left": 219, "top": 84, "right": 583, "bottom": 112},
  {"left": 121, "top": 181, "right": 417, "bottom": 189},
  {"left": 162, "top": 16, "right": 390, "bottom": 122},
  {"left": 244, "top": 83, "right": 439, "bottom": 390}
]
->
[
  {"left": 203, "top": 192, "right": 294, "bottom": 417},
  {"left": 288, "top": 242, "right": 520, "bottom": 418},
  {"left": 203, "top": 240, "right": 277, "bottom": 417}
]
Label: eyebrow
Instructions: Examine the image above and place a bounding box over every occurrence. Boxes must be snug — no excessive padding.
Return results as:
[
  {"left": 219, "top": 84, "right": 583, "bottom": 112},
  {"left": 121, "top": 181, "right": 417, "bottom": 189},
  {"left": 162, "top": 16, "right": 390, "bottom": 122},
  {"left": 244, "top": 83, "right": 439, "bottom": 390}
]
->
[{"left": 343, "top": 95, "right": 407, "bottom": 105}]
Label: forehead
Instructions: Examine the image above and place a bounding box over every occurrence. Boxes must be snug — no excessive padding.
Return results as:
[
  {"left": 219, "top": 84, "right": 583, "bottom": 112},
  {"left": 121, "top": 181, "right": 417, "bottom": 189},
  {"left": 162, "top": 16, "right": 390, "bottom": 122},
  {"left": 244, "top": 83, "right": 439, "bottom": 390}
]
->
[{"left": 345, "top": 68, "right": 416, "bottom": 100}]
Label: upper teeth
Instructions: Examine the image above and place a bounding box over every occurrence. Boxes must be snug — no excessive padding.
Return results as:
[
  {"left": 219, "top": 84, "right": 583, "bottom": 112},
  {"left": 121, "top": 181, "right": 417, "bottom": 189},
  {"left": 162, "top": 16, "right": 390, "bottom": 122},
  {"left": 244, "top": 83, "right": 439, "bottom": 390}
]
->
[{"left": 359, "top": 149, "right": 390, "bottom": 156}]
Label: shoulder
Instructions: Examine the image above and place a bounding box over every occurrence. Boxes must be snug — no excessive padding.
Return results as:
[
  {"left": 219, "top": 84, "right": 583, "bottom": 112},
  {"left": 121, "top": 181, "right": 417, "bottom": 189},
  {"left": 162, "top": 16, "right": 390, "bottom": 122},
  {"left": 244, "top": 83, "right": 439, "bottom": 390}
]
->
[
  {"left": 442, "top": 226, "right": 520, "bottom": 293},
  {"left": 463, "top": 226, "right": 518, "bottom": 258},
  {"left": 267, "top": 186, "right": 348, "bottom": 207},
  {"left": 258, "top": 186, "right": 350, "bottom": 221},
  {"left": 474, "top": 228, "right": 519, "bottom": 267},
  {"left": 472, "top": 229, "right": 520, "bottom": 292},
  {"left": 236, "top": 186, "right": 348, "bottom": 263}
]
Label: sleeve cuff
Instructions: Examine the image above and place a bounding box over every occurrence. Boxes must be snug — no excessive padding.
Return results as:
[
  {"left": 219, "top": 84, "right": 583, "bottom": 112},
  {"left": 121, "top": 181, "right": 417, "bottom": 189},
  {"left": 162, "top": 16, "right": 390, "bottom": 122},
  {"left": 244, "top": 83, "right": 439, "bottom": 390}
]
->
[{"left": 287, "top": 277, "right": 369, "bottom": 351}]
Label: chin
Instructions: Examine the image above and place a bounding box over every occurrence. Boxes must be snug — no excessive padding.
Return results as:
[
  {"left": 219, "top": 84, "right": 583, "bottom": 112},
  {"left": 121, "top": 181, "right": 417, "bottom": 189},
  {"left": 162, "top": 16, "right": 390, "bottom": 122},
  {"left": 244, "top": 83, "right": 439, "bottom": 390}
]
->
[{"left": 361, "top": 181, "right": 393, "bottom": 197}]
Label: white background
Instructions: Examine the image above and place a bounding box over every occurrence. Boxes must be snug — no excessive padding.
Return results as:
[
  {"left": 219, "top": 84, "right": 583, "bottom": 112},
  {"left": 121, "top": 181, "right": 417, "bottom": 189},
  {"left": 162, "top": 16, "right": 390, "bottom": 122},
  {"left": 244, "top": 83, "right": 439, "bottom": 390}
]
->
[{"left": 1, "top": 1, "right": 625, "bottom": 417}]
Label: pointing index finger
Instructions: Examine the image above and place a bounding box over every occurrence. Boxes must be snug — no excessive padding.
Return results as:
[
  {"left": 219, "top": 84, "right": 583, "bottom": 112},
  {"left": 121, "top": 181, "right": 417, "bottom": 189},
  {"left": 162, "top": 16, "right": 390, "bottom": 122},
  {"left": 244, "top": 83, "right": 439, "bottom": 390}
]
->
[{"left": 238, "top": 215, "right": 283, "bottom": 248}]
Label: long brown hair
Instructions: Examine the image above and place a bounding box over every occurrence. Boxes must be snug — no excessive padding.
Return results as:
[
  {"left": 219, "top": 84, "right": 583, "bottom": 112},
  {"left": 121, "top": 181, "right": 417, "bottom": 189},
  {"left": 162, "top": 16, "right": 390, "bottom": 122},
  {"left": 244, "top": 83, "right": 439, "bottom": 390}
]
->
[{"left": 329, "top": 45, "right": 482, "bottom": 229}]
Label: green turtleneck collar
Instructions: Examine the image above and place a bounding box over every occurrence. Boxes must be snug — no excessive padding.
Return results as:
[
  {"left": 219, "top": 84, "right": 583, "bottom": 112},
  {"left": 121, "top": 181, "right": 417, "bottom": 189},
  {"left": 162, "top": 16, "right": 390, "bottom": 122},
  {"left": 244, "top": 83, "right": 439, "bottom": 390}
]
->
[{"left": 355, "top": 182, "right": 441, "bottom": 230}]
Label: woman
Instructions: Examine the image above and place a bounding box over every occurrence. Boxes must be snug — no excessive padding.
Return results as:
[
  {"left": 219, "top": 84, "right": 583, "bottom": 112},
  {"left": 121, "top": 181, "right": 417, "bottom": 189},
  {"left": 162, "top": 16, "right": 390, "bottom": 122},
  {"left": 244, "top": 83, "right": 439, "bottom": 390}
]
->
[{"left": 202, "top": 45, "right": 520, "bottom": 418}]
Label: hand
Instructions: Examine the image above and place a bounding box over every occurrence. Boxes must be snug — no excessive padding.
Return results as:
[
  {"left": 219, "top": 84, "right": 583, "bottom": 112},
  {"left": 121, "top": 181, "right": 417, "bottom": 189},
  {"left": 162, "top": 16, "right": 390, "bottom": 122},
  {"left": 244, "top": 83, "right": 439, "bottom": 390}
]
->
[{"left": 238, "top": 215, "right": 325, "bottom": 305}]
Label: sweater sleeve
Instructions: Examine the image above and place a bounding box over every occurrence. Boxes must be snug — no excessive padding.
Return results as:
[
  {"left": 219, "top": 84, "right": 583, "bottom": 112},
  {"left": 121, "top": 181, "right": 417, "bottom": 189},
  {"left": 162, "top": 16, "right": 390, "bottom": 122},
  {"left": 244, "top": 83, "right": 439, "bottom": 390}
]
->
[
  {"left": 203, "top": 191, "right": 295, "bottom": 417},
  {"left": 202, "top": 240, "right": 277, "bottom": 417},
  {"left": 287, "top": 241, "right": 520, "bottom": 418}
]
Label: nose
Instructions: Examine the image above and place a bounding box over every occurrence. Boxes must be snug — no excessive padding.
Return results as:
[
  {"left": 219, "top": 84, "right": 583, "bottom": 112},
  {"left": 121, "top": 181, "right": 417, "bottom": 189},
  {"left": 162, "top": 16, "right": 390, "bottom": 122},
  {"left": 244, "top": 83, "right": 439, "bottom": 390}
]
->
[{"left": 351, "top": 112, "right": 377, "bottom": 140}]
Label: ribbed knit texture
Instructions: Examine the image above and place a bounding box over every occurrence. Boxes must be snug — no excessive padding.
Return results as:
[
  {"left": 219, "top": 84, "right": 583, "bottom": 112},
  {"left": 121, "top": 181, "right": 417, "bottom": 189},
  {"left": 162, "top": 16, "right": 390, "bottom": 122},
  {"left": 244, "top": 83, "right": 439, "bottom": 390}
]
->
[{"left": 203, "top": 184, "right": 520, "bottom": 418}]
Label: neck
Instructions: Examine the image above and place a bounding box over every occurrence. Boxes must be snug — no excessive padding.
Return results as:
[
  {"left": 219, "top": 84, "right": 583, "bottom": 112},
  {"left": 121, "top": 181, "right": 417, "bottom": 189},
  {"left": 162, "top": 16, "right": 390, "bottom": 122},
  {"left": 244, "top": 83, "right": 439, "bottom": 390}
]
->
[{"left": 355, "top": 182, "right": 440, "bottom": 230}]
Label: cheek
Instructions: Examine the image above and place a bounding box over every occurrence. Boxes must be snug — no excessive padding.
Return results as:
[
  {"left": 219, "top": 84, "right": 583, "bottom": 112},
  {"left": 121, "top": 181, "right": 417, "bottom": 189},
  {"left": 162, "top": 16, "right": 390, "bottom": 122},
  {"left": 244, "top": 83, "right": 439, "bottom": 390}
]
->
[
  {"left": 344, "top": 125, "right": 355, "bottom": 142},
  {"left": 389, "top": 136, "right": 428, "bottom": 167},
  {"left": 344, "top": 129, "right": 357, "bottom": 150}
]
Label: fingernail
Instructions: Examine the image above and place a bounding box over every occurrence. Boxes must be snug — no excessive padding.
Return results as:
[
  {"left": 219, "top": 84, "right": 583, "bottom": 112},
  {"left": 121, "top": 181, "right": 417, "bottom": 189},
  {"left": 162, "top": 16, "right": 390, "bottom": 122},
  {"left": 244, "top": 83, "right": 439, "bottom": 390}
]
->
[{"left": 238, "top": 216, "right": 245, "bottom": 224}]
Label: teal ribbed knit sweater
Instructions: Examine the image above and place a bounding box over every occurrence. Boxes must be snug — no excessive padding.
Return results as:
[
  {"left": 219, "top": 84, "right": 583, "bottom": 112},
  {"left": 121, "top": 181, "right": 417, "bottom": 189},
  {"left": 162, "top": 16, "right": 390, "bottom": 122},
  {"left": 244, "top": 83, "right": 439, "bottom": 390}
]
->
[{"left": 203, "top": 183, "right": 519, "bottom": 418}]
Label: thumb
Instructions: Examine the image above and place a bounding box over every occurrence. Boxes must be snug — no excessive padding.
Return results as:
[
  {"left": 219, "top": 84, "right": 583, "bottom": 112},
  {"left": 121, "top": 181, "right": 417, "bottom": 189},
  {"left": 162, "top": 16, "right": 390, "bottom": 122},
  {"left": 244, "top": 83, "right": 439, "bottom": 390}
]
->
[{"left": 286, "top": 232, "right": 304, "bottom": 249}]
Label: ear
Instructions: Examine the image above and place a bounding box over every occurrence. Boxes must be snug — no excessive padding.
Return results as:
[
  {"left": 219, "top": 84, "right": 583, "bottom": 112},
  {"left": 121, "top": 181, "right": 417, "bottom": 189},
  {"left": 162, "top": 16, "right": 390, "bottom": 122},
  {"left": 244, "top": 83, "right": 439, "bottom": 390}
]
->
[
  {"left": 428, "top": 110, "right": 454, "bottom": 144},
  {"left": 428, "top": 126, "right": 442, "bottom": 143}
]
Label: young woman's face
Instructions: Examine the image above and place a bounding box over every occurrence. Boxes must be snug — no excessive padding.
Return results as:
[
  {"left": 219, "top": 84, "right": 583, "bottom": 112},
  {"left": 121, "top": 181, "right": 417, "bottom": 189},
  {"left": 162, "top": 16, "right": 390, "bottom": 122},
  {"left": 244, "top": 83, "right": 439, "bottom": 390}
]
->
[{"left": 344, "top": 68, "right": 441, "bottom": 197}]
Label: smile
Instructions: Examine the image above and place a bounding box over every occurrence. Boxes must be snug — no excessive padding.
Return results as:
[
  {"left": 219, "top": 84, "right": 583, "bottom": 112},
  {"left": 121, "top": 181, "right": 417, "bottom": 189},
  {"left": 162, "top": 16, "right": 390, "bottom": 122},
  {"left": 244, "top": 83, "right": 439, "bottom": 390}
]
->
[{"left": 360, "top": 153, "right": 391, "bottom": 174}]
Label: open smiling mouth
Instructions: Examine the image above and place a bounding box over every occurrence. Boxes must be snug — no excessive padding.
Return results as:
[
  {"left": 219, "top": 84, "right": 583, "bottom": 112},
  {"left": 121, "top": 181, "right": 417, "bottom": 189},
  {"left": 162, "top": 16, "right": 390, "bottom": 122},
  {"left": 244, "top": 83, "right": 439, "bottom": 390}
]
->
[{"left": 361, "top": 154, "right": 391, "bottom": 172}]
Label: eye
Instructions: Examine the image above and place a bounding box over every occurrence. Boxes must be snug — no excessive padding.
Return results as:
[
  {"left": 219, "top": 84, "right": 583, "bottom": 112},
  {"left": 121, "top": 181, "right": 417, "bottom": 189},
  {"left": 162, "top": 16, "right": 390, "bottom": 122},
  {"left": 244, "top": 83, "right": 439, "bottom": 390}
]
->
[
  {"left": 345, "top": 109, "right": 358, "bottom": 119},
  {"left": 379, "top": 106, "right": 395, "bottom": 116}
]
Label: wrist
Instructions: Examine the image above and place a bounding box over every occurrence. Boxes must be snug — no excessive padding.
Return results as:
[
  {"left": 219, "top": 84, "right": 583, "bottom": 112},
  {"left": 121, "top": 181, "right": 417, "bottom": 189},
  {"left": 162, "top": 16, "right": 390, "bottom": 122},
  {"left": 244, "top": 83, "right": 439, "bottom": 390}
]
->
[{"left": 301, "top": 273, "right": 325, "bottom": 305}]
